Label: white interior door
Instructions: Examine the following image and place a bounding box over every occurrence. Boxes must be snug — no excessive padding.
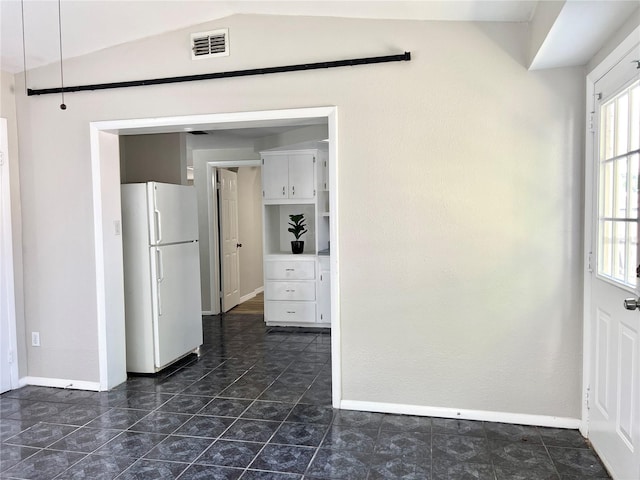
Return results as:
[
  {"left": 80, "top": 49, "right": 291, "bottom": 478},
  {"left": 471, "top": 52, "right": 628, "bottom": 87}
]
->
[
  {"left": 219, "top": 169, "right": 240, "bottom": 312},
  {"left": 587, "top": 46, "right": 640, "bottom": 480},
  {"left": 0, "top": 118, "right": 17, "bottom": 394}
]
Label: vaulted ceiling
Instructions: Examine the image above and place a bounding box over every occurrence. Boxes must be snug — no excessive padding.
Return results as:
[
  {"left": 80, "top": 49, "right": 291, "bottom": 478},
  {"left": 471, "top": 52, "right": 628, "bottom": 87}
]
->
[{"left": 0, "top": 0, "right": 638, "bottom": 74}]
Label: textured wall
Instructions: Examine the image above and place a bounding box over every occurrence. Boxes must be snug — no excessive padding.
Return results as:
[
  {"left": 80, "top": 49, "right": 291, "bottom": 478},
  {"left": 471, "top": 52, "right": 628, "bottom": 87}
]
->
[
  {"left": 14, "top": 15, "right": 584, "bottom": 417},
  {"left": 237, "top": 166, "right": 264, "bottom": 299},
  {"left": 192, "top": 148, "right": 259, "bottom": 312}
]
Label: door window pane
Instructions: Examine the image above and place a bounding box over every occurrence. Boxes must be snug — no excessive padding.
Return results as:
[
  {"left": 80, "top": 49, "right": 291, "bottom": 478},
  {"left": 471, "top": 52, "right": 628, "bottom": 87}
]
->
[
  {"left": 599, "top": 220, "right": 614, "bottom": 278},
  {"left": 616, "top": 94, "right": 629, "bottom": 157},
  {"left": 630, "top": 154, "right": 639, "bottom": 219},
  {"left": 631, "top": 84, "right": 639, "bottom": 151},
  {"left": 615, "top": 157, "right": 628, "bottom": 218},
  {"left": 600, "top": 161, "right": 614, "bottom": 218},
  {"left": 597, "top": 80, "right": 640, "bottom": 289}
]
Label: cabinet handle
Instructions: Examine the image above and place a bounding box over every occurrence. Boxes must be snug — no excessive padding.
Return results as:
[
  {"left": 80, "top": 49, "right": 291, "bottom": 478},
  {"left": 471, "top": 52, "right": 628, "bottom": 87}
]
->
[
  {"left": 292, "top": 185, "right": 295, "bottom": 196},
  {"left": 286, "top": 311, "right": 296, "bottom": 314},
  {"left": 285, "top": 289, "right": 296, "bottom": 293},
  {"left": 285, "top": 268, "right": 295, "bottom": 272},
  {"left": 282, "top": 186, "right": 286, "bottom": 196}
]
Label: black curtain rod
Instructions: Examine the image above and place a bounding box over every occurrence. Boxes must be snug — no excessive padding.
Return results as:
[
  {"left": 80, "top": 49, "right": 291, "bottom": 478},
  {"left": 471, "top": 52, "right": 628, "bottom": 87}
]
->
[{"left": 27, "top": 52, "right": 411, "bottom": 96}]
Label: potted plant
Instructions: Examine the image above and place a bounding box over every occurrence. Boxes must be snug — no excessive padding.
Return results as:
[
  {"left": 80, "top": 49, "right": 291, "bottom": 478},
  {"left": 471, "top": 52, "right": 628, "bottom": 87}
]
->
[{"left": 288, "top": 213, "right": 308, "bottom": 254}]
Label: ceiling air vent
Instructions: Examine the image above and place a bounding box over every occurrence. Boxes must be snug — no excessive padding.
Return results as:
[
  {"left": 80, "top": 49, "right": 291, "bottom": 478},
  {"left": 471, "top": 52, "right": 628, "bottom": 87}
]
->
[{"left": 191, "top": 29, "right": 229, "bottom": 60}]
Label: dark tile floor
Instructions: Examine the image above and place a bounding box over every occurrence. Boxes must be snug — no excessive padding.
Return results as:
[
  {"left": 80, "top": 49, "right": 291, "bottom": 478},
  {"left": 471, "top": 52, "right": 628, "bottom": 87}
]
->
[{"left": 1, "top": 314, "right": 610, "bottom": 479}]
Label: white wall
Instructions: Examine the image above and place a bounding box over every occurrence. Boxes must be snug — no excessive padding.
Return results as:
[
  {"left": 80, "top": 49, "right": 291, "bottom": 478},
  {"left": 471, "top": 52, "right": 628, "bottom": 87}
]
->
[
  {"left": 1, "top": 70, "right": 26, "bottom": 378},
  {"left": 15, "top": 14, "right": 586, "bottom": 418},
  {"left": 192, "top": 148, "right": 259, "bottom": 311},
  {"left": 237, "top": 166, "right": 263, "bottom": 298}
]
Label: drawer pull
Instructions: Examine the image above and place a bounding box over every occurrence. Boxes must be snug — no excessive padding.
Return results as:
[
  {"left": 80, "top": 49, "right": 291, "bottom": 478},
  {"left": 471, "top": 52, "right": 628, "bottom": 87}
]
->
[
  {"left": 285, "top": 289, "right": 296, "bottom": 293},
  {"left": 286, "top": 311, "right": 296, "bottom": 314},
  {"left": 285, "top": 268, "right": 295, "bottom": 272}
]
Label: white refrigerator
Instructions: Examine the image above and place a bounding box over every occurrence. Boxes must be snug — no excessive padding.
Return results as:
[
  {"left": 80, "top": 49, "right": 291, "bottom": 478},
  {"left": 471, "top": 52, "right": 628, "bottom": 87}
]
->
[{"left": 121, "top": 182, "right": 203, "bottom": 374}]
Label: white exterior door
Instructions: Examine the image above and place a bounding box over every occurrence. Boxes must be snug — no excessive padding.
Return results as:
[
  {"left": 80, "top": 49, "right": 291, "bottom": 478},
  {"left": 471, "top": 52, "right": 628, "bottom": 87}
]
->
[
  {"left": 219, "top": 169, "right": 241, "bottom": 312},
  {"left": 587, "top": 45, "right": 640, "bottom": 480},
  {"left": 0, "top": 118, "right": 17, "bottom": 393}
]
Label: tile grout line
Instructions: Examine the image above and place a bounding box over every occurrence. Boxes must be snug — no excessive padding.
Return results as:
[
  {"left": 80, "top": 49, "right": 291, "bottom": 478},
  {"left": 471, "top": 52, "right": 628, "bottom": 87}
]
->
[{"left": 165, "top": 347, "right": 322, "bottom": 478}]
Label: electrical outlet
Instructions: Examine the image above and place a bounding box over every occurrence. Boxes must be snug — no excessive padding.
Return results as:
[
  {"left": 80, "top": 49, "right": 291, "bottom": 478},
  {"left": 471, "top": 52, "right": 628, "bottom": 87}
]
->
[{"left": 31, "top": 332, "right": 40, "bottom": 347}]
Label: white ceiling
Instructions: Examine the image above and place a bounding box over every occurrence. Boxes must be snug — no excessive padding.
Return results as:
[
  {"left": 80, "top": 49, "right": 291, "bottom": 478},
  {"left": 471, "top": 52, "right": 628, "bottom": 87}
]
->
[
  {"left": 0, "top": 0, "right": 637, "bottom": 74},
  {"left": 530, "top": 0, "right": 639, "bottom": 69},
  {"left": 1, "top": 0, "right": 537, "bottom": 73}
]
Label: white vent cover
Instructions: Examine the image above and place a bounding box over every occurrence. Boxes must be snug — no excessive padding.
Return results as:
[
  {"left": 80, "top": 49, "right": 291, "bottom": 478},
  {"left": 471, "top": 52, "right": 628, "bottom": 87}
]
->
[{"left": 191, "top": 29, "right": 229, "bottom": 60}]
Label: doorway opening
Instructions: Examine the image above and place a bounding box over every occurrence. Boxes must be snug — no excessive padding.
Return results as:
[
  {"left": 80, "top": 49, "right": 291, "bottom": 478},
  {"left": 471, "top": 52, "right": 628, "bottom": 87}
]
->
[
  {"left": 90, "top": 107, "right": 341, "bottom": 407},
  {"left": 205, "top": 161, "right": 263, "bottom": 316}
]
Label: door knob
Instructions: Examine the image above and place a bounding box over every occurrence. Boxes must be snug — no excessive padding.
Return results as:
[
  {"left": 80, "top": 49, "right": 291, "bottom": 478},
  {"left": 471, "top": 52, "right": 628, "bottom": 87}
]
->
[{"left": 624, "top": 298, "right": 640, "bottom": 310}]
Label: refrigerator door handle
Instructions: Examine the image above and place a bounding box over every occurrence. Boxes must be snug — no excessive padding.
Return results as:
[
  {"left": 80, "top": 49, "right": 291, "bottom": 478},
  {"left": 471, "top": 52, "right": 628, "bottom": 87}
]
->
[
  {"left": 156, "top": 249, "right": 164, "bottom": 316},
  {"left": 154, "top": 208, "right": 162, "bottom": 244}
]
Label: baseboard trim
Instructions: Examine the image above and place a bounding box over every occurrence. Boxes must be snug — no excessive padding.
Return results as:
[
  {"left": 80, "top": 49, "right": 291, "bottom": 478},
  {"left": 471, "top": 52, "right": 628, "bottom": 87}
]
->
[
  {"left": 21, "top": 376, "right": 101, "bottom": 392},
  {"left": 339, "top": 400, "right": 581, "bottom": 429},
  {"left": 240, "top": 286, "right": 264, "bottom": 305}
]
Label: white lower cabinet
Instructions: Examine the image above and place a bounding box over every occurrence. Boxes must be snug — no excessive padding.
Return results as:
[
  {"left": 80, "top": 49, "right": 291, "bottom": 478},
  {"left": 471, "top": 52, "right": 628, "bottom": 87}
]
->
[
  {"left": 264, "top": 256, "right": 331, "bottom": 327},
  {"left": 264, "top": 257, "right": 317, "bottom": 326}
]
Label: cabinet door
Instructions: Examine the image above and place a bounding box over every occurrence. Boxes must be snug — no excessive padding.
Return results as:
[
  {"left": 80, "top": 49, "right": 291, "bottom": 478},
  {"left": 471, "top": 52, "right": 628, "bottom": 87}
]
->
[
  {"left": 317, "top": 270, "right": 331, "bottom": 324},
  {"left": 288, "top": 153, "right": 315, "bottom": 200},
  {"left": 320, "top": 152, "right": 329, "bottom": 191},
  {"left": 263, "top": 156, "right": 289, "bottom": 200}
]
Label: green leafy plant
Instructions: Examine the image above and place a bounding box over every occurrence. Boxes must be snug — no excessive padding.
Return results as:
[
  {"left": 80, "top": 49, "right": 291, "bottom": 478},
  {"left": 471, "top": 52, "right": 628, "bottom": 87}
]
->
[{"left": 288, "top": 213, "right": 308, "bottom": 240}]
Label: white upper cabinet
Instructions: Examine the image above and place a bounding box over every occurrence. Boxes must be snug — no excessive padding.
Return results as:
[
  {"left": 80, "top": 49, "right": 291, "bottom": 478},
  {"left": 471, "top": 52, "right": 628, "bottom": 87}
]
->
[
  {"left": 287, "top": 153, "right": 316, "bottom": 200},
  {"left": 262, "top": 155, "right": 289, "bottom": 199},
  {"left": 262, "top": 152, "right": 316, "bottom": 202}
]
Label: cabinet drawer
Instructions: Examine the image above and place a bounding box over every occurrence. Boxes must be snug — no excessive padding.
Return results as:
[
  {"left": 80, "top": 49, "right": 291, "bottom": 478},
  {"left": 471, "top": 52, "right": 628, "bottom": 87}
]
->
[
  {"left": 266, "top": 301, "right": 316, "bottom": 324},
  {"left": 265, "top": 261, "right": 315, "bottom": 280},
  {"left": 266, "top": 281, "right": 315, "bottom": 301}
]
